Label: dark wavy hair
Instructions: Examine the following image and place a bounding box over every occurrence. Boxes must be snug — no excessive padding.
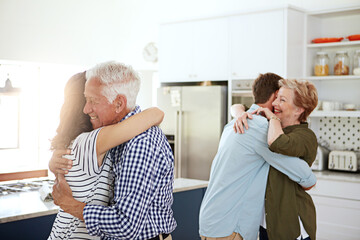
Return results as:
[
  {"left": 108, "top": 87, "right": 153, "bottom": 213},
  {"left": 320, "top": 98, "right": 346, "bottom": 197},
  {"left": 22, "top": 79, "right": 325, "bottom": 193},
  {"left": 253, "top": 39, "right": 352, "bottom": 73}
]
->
[{"left": 50, "top": 72, "right": 93, "bottom": 150}]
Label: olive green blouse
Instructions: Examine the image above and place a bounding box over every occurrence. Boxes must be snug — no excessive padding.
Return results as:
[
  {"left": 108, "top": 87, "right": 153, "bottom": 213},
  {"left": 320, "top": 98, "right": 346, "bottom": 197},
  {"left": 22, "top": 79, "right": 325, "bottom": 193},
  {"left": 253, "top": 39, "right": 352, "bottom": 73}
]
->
[{"left": 265, "top": 122, "right": 318, "bottom": 240}]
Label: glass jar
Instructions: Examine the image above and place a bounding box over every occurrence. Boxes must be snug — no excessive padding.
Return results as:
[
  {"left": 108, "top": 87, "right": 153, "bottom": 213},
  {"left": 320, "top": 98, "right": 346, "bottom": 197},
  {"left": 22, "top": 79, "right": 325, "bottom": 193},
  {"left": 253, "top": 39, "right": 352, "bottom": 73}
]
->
[
  {"left": 334, "top": 51, "right": 350, "bottom": 75},
  {"left": 353, "top": 49, "right": 360, "bottom": 75},
  {"left": 314, "top": 52, "right": 329, "bottom": 76}
]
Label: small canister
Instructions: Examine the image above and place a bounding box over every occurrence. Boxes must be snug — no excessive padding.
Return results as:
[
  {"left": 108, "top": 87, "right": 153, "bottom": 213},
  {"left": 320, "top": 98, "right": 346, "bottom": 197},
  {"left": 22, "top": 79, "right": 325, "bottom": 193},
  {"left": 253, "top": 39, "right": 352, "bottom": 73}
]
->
[
  {"left": 334, "top": 51, "right": 350, "bottom": 75},
  {"left": 353, "top": 49, "right": 360, "bottom": 75},
  {"left": 314, "top": 52, "right": 329, "bottom": 76}
]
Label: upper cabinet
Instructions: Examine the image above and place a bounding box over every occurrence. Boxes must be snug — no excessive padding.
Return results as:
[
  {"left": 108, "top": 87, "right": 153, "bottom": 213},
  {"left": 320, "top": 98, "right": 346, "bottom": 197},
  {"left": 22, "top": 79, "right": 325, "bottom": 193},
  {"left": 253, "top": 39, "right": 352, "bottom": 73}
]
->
[
  {"left": 229, "top": 8, "right": 305, "bottom": 80},
  {"left": 159, "top": 18, "right": 229, "bottom": 83},
  {"left": 229, "top": 10, "right": 284, "bottom": 79},
  {"left": 159, "top": 7, "right": 305, "bottom": 83}
]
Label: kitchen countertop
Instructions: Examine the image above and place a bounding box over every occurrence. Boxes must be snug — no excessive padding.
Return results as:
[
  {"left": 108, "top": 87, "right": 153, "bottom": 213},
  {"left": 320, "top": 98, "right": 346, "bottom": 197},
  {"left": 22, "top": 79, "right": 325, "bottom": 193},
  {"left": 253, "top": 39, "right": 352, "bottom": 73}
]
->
[
  {"left": 312, "top": 170, "right": 360, "bottom": 183},
  {"left": 0, "top": 177, "right": 208, "bottom": 224},
  {"left": 173, "top": 177, "right": 208, "bottom": 193},
  {"left": 4, "top": 172, "right": 358, "bottom": 224}
]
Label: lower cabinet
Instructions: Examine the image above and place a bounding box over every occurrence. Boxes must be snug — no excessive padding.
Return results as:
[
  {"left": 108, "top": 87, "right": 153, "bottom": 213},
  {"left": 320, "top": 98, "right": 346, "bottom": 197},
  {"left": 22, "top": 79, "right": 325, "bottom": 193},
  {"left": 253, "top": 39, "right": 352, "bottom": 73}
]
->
[
  {"left": 308, "top": 175, "right": 360, "bottom": 240},
  {"left": 172, "top": 188, "right": 207, "bottom": 239},
  {"left": 0, "top": 214, "right": 56, "bottom": 240},
  {"left": 0, "top": 187, "right": 207, "bottom": 240},
  {"left": 311, "top": 195, "right": 360, "bottom": 240}
]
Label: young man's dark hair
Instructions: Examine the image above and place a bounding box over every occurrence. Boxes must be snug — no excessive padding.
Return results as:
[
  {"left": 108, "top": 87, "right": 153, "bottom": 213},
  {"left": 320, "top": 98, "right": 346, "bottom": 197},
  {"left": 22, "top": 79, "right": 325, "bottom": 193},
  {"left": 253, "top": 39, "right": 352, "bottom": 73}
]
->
[{"left": 252, "top": 73, "right": 282, "bottom": 104}]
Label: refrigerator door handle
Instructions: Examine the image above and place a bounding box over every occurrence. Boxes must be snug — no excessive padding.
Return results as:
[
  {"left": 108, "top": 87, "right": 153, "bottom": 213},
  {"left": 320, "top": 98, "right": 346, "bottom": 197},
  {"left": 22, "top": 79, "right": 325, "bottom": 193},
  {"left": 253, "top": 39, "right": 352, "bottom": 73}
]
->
[
  {"left": 178, "top": 110, "right": 183, "bottom": 178},
  {"left": 175, "top": 110, "right": 180, "bottom": 178}
]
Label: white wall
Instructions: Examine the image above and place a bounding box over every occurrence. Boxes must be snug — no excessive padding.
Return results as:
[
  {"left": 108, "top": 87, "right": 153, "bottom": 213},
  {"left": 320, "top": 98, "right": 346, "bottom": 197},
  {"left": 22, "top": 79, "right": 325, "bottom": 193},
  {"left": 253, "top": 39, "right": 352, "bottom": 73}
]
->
[
  {"left": 1, "top": 0, "right": 358, "bottom": 109},
  {"left": 1, "top": 0, "right": 359, "bottom": 70}
]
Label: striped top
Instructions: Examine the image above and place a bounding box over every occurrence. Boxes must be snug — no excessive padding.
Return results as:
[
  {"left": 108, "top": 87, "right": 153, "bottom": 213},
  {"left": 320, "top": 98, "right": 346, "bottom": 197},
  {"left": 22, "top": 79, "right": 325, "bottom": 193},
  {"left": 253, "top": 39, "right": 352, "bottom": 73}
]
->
[{"left": 48, "top": 128, "right": 113, "bottom": 240}]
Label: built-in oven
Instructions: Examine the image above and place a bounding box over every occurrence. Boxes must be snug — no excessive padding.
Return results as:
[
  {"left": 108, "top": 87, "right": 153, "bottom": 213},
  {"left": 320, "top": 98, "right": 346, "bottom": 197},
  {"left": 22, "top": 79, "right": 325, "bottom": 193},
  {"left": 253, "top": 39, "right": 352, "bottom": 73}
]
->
[{"left": 231, "top": 79, "right": 254, "bottom": 111}]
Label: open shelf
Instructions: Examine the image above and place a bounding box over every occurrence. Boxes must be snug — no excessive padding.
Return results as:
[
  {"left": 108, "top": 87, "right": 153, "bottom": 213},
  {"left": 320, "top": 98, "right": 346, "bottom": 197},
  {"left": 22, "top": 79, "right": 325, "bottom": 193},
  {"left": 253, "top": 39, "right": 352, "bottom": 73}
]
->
[
  {"left": 310, "top": 110, "right": 360, "bottom": 118},
  {"left": 304, "top": 75, "right": 360, "bottom": 81},
  {"left": 307, "top": 40, "right": 360, "bottom": 48}
]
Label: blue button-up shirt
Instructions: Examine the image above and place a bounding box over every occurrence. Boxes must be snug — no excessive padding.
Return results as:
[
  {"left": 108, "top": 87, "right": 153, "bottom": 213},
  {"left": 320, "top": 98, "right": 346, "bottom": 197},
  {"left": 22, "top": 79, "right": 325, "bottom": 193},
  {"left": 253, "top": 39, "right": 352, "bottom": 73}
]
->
[
  {"left": 83, "top": 106, "right": 177, "bottom": 240},
  {"left": 199, "top": 104, "right": 316, "bottom": 240}
]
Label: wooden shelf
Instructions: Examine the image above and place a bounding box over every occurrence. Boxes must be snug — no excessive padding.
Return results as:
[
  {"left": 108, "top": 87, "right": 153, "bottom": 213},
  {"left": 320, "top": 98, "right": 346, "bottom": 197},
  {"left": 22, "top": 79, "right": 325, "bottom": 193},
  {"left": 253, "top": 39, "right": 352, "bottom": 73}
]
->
[
  {"left": 307, "top": 40, "right": 360, "bottom": 48},
  {"left": 304, "top": 75, "right": 360, "bottom": 81},
  {"left": 310, "top": 110, "right": 360, "bottom": 117}
]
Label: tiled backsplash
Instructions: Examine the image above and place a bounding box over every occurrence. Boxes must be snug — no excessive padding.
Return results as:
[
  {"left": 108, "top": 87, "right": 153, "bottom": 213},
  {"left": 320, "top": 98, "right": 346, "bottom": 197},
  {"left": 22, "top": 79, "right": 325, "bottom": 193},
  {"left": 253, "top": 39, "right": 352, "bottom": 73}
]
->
[{"left": 312, "top": 117, "right": 360, "bottom": 151}]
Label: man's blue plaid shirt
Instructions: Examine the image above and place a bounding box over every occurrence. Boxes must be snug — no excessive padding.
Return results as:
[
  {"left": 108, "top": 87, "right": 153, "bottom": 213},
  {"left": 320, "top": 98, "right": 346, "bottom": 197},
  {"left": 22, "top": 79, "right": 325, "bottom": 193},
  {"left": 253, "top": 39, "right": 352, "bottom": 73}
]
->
[{"left": 83, "top": 106, "right": 177, "bottom": 239}]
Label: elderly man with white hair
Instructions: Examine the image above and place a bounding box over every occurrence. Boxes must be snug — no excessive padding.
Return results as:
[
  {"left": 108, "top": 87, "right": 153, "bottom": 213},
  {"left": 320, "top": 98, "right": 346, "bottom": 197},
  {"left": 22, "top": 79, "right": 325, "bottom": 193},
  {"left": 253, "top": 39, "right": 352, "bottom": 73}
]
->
[{"left": 51, "top": 61, "right": 176, "bottom": 240}]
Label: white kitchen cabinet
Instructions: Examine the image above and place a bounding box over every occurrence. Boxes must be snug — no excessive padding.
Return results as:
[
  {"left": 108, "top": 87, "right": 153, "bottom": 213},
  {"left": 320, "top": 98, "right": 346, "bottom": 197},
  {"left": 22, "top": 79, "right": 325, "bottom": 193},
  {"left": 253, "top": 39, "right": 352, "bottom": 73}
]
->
[
  {"left": 159, "top": 21, "right": 193, "bottom": 82},
  {"left": 159, "top": 18, "right": 228, "bottom": 83},
  {"left": 308, "top": 172, "right": 360, "bottom": 240},
  {"left": 229, "top": 7, "right": 305, "bottom": 79}
]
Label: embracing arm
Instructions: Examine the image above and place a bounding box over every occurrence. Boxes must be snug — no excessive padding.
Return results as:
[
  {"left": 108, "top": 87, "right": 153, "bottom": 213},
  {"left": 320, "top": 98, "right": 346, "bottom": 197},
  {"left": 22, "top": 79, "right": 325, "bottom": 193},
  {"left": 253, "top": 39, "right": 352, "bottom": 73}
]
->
[
  {"left": 52, "top": 174, "right": 86, "bottom": 220},
  {"left": 52, "top": 108, "right": 164, "bottom": 221},
  {"left": 49, "top": 107, "right": 164, "bottom": 172},
  {"left": 230, "top": 104, "right": 246, "bottom": 118},
  {"left": 257, "top": 143, "right": 316, "bottom": 188},
  {"left": 96, "top": 107, "right": 164, "bottom": 161},
  {"left": 251, "top": 107, "right": 283, "bottom": 145},
  {"left": 267, "top": 117, "right": 283, "bottom": 145},
  {"left": 231, "top": 104, "right": 253, "bottom": 134}
]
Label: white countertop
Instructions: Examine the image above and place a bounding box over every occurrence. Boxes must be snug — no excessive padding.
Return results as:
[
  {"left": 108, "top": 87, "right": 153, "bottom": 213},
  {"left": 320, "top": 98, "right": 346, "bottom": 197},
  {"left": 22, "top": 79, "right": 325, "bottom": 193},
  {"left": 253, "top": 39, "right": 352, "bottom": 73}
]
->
[
  {"left": 4, "top": 172, "right": 359, "bottom": 224},
  {"left": 0, "top": 177, "right": 208, "bottom": 224},
  {"left": 0, "top": 191, "right": 58, "bottom": 224},
  {"left": 173, "top": 178, "right": 208, "bottom": 193},
  {"left": 313, "top": 170, "right": 360, "bottom": 183}
]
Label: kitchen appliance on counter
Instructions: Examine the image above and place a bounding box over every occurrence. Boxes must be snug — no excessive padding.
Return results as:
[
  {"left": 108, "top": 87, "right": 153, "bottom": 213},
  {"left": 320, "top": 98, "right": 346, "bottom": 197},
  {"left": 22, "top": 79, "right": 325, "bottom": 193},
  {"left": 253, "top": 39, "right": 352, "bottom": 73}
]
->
[
  {"left": 312, "top": 145, "right": 330, "bottom": 171},
  {"left": 157, "top": 83, "right": 227, "bottom": 180},
  {"left": 328, "top": 150, "right": 360, "bottom": 172}
]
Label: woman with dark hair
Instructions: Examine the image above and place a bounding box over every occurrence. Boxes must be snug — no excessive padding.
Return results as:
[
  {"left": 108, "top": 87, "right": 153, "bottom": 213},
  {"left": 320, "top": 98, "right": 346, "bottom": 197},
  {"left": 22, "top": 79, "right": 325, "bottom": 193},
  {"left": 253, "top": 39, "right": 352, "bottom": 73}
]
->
[
  {"left": 48, "top": 72, "right": 164, "bottom": 239},
  {"left": 232, "top": 78, "right": 318, "bottom": 240}
]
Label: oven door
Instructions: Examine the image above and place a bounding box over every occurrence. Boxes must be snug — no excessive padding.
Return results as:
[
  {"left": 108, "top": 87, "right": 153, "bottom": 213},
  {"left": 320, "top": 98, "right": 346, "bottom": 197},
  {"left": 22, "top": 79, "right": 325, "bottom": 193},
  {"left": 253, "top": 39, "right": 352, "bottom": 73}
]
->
[{"left": 231, "top": 90, "right": 254, "bottom": 110}]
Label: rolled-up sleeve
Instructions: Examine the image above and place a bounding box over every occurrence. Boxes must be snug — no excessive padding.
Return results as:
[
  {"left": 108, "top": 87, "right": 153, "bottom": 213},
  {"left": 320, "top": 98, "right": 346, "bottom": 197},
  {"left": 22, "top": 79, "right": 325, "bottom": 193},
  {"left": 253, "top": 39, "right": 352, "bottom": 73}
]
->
[{"left": 256, "top": 143, "right": 316, "bottom": 188}]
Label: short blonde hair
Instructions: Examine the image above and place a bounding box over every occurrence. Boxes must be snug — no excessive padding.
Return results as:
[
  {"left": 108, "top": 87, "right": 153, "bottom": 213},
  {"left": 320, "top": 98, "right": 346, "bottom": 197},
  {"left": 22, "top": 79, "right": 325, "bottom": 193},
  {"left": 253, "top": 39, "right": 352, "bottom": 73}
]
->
[{"left": 279, "top": 79, "right": 318, "bottom": 122}]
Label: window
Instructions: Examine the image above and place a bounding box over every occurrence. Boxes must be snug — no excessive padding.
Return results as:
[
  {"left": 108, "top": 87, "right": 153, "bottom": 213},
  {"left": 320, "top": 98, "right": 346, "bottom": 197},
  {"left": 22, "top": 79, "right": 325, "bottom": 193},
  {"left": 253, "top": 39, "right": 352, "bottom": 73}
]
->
[{"left": 0, "top": 60, "right": 85, "bottom": 177}]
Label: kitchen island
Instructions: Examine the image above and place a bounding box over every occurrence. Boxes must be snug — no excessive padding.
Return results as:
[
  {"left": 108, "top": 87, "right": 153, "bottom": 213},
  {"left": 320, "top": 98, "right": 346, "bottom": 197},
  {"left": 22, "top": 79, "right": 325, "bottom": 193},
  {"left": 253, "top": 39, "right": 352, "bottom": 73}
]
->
[{"left": 0, "top": 178, "right": 208, "bottom": 239}]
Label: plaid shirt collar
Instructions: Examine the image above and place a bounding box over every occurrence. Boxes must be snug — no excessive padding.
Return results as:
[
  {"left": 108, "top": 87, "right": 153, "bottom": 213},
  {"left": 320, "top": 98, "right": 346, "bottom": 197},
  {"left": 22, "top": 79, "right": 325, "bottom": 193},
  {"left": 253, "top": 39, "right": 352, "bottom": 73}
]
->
[{"left": 120, "top": 105, "right": 141, "bottom": 122}]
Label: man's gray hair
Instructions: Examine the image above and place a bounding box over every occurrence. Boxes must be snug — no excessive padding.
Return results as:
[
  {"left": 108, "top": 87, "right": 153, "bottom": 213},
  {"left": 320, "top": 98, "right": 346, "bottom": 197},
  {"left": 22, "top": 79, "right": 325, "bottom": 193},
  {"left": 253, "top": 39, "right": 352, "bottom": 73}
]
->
[{"left": 86, "top": 61, "right": 141, "bottom": 110}]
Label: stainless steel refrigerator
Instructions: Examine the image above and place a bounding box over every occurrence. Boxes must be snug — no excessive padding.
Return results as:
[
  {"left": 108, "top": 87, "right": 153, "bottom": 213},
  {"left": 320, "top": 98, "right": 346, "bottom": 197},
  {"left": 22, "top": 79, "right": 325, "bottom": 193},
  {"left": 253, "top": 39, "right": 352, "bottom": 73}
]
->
[{"left": 157, "top": 84, "right": 227, "bottom": 180}]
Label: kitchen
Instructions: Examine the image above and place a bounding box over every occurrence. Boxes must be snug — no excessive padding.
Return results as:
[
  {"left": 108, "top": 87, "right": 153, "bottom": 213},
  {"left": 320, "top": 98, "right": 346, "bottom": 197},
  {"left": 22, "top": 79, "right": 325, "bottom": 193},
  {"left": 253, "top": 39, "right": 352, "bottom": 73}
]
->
[{"left": 1, "top": 0, "right": 360, "bottom": 239}]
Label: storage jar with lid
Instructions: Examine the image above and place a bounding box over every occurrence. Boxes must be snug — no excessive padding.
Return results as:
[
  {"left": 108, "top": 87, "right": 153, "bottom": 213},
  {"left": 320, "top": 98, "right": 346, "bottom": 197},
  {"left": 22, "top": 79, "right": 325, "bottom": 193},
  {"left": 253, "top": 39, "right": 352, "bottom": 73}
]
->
[
  {"left": 353, "top": 49, "right": 360, "bottom": 75},
  {"left": 334, "top": 51, "right": 350, "bottom": 75},
  {"left": 314, "top": 52, "right": 329, "bottom": 76}
]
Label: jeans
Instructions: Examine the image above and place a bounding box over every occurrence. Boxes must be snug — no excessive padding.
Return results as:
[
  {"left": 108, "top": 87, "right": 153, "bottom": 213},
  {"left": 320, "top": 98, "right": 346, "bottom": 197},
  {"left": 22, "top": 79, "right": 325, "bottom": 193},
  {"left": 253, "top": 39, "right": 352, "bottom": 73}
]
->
[{"left": 259, "top": 226, "right": 311, "bottom": 240}]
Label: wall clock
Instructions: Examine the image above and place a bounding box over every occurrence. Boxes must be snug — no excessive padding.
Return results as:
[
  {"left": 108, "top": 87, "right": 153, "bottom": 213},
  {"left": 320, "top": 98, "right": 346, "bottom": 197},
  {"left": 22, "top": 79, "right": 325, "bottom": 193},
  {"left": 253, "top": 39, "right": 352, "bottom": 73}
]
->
[{"left": 143, "top": 42, "right": 158, "bottom": 62}]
